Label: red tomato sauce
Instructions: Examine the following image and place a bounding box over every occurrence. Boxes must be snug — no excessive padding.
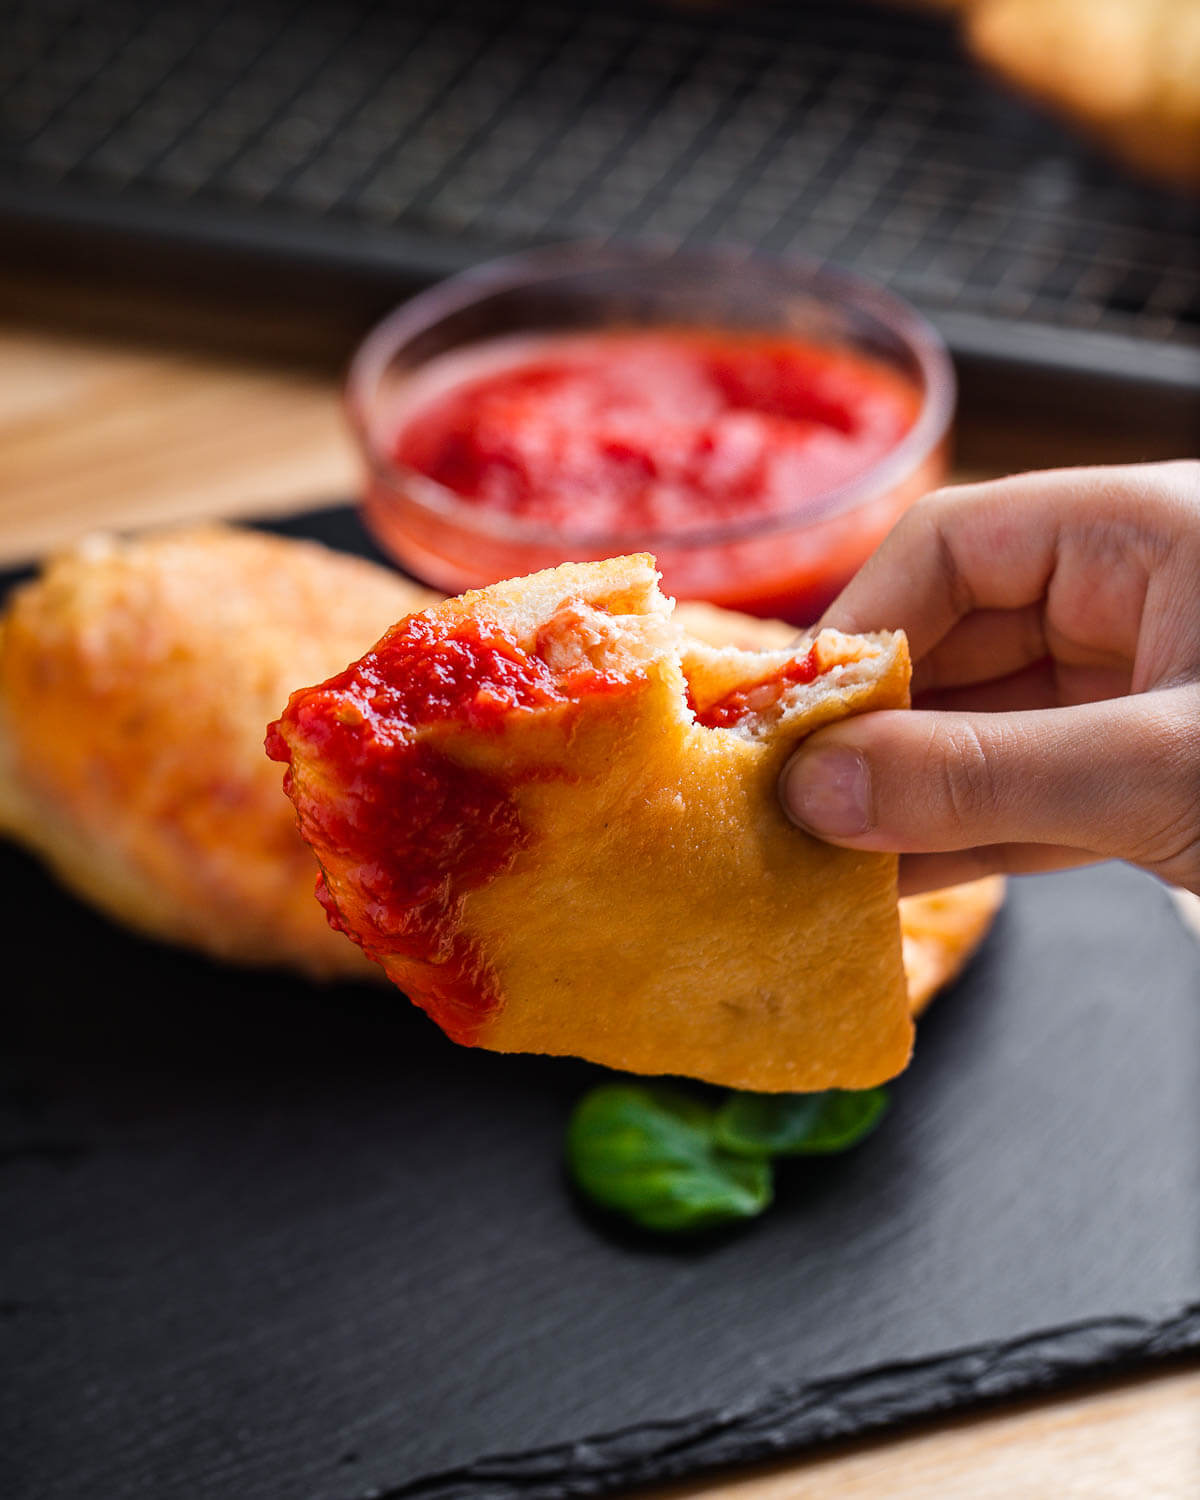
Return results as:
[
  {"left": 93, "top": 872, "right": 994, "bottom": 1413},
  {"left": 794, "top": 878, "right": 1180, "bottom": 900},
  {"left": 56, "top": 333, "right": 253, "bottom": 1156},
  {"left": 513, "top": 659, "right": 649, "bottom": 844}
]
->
[
  {"left": 266, "top": 612, "right": 628, "bottom": 1042},
  {"left": 391, "top": 330, "right": 921, "bottom": 537},
  {"left": 691, "top": 645, "right": 822, "bottom": 729}
]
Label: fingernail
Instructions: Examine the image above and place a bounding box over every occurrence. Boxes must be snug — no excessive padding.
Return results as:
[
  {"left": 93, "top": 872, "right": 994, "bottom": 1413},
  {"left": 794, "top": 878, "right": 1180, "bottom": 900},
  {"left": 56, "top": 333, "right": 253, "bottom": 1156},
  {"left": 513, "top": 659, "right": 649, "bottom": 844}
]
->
[{"left": 782, "top": 746, "right": 872, "bottom": 838}]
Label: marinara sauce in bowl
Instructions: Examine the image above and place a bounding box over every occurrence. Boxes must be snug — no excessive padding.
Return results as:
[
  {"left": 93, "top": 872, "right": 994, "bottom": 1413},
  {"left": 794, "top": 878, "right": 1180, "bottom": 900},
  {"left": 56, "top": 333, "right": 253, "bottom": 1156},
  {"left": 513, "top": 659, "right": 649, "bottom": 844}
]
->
[{"left": 348, "top": 245, "right": 954, "bottom": 624}]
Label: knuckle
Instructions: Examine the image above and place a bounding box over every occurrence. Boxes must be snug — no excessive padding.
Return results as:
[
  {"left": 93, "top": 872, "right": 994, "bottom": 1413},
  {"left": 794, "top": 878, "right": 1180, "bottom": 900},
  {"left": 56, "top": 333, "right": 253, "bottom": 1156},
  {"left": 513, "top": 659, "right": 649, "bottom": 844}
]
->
[
  {"left": 1157, "top": 458, "right": 1200, "bottom": 502},
  {"left": 904, "top": 487, "right": 974, "bottom": 620},
  {"left": 1145, "top": 757, "right": 1200, "bottom": 867},
  {"left": 919, "top": 484, "right": 958, "bottom": 513},
  {"left": 1136, "top": 810, "right": 1200, "bottom": 891},
  {"left": 929, "top": 719, "right": 1001, "bottom": 843},
  {"left": 904, "top": 484, "right": 965, "bottom": 536},
  {"left": 1121, "top": 690, "right": 1200, "bottom": 882},
  {"left": 1122, "top": 459, "right": 1200, "bottom": 532}
]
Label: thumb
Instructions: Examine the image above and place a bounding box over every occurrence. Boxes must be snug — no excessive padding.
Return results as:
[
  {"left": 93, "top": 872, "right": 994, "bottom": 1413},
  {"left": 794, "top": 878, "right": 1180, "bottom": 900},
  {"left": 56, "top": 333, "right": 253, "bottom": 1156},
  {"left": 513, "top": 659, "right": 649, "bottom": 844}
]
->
[{"left": 779, "top": 688, "right": 1200, "bottom": 880}]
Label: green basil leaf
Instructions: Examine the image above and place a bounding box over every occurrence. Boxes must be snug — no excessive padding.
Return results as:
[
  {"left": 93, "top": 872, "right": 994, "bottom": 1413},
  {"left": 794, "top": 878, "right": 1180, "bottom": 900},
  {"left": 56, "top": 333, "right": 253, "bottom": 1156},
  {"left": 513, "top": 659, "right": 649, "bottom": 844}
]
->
[
  {"left": 567, "top": 1084, "right": 773, "bottom": 1232},
  {"left": 713, "top": 1087, "right": 889, "bottom": 1159}
]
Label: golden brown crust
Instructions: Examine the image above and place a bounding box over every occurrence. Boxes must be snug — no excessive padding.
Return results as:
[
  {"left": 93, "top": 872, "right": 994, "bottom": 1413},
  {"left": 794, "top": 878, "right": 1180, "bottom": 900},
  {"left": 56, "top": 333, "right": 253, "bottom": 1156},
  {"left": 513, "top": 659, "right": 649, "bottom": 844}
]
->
[
  {"left": 902, "top": 876, "right": 1008, "bottom": 1014},
  {"left": 275, "top": 555, "right": 916, "bottom": 1092},
  {"left": 673, "top": 595, "right": 1007, "bottom": 1014},
  {"left": 0, "top": 526, "right": 436, "bottom": 976}
]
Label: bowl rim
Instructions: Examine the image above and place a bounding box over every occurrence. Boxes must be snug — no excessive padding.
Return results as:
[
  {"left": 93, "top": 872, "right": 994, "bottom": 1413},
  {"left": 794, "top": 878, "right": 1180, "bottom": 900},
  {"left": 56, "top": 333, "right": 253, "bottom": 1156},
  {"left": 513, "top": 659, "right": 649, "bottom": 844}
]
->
[{"left": 345, "top": 240, "right": 956, "bottom": 552}]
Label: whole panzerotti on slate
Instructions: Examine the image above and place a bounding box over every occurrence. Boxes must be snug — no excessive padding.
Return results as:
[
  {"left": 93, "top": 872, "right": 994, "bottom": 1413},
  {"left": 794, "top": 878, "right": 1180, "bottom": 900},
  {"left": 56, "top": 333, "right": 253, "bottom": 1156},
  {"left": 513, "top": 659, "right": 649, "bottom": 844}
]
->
[{"left": 267, "top": 553, "right": 917, "bottom": 1092}]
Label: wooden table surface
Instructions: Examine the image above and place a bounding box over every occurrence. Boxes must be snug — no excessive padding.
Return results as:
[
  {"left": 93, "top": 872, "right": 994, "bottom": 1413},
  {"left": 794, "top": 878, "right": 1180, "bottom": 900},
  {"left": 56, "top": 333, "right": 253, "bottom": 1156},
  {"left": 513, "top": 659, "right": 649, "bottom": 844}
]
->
[{"left": 1, "top": 270, "right": 1196, "bottom": 1498}]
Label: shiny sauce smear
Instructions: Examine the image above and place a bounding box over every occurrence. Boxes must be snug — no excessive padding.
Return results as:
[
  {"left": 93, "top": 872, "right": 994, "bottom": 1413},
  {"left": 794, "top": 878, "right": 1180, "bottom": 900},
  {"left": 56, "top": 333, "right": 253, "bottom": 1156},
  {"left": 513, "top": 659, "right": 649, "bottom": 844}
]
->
[{"left": 267, "top": 613, "right": 625, "bottom": 1042}]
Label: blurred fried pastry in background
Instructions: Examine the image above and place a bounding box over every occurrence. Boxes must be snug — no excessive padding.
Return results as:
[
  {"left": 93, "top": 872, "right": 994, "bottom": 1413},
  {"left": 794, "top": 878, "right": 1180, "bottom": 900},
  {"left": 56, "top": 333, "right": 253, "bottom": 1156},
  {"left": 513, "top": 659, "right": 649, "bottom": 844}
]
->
[
  {"left": 0, "top": 527, "right": 435, "bottom": 977},
  {"left": 895, "top": 0, "right": 1200, "bottom": 190},
  {"left": 968, "top": 0, "right": 1200, "bottom": 190},
  {"left": 899, "top": 878, "right": 1006, "bottom": 1015}
]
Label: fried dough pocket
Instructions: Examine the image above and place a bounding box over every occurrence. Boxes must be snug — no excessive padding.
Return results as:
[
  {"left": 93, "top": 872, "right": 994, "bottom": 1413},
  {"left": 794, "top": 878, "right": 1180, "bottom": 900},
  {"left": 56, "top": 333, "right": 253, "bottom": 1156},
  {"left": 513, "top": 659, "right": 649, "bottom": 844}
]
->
[
  {"left": 0, "top": 526, "right": 435, "bottom": 976},
  {"left": 270, "top": 554, "right": 917, "bottom": 1092}
]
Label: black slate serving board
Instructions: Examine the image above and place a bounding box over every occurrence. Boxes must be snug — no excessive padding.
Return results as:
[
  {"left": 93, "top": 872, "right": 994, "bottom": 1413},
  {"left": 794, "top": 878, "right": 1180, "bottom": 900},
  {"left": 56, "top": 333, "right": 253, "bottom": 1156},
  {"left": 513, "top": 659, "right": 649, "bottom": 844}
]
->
[{"left": 3, "top": 511, "right": 1199, "bottom": 1500}]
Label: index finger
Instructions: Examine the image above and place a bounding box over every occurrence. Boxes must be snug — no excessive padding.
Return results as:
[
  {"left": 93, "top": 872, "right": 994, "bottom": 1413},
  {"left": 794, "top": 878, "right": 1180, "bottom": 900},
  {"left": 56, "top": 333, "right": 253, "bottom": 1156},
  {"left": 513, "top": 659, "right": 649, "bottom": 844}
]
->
[{"left": 818, "top": 465, "right": 1128, "bottom": 660}]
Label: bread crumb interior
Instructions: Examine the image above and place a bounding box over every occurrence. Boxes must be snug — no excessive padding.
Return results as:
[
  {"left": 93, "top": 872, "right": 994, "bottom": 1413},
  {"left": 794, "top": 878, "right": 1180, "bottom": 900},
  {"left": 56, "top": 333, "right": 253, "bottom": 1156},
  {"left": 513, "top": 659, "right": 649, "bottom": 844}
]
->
[{"left": 522, "top": 590, "right": 888, "bottom": 740}]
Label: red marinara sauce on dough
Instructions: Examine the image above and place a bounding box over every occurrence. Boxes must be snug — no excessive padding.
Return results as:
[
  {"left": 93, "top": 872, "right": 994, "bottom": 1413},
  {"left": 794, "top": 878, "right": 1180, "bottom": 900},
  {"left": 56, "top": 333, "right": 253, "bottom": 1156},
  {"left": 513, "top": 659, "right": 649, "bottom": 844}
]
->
[
  {"left": 691, "top": 646, "right": 821, "bottom": 729},
  {"left": 379, "top": 329, "right": 930, "bottom": 621},
  {"left": 266, "top": 612, "right": 627, "bottom": 1043}
]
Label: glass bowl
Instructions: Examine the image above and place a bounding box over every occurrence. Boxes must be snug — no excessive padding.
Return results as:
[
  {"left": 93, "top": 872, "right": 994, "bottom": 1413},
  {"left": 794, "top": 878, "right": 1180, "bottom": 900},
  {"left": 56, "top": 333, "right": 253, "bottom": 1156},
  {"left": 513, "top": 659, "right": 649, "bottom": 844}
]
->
[{"left": 347, "top": 244, "right": 955, "bottom": 623}]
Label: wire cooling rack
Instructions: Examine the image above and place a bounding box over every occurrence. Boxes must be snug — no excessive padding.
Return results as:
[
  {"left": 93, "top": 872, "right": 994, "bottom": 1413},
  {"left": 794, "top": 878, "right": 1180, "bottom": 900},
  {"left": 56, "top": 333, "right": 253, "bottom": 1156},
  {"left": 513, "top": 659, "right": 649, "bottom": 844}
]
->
[{"left": 2, "top": 0, "right": 1197, "bottom": 388}]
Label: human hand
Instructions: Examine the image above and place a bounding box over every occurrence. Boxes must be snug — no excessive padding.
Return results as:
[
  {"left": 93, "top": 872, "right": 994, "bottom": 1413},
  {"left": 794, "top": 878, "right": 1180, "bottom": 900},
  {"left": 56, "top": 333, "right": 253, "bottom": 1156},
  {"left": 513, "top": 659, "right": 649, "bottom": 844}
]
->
[{"left": 779, "top": 461, "right": 1200, "bottom": 896}]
